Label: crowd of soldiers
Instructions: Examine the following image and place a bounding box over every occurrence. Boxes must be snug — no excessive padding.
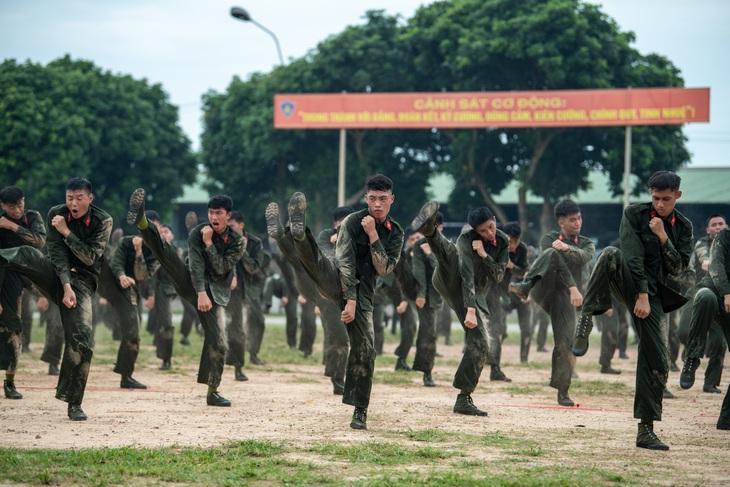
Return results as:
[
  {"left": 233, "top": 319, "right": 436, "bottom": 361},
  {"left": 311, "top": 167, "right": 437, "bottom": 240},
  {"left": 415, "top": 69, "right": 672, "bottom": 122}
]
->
[{"left": 1, "top": 170, "right": 728, "bottom": 451}]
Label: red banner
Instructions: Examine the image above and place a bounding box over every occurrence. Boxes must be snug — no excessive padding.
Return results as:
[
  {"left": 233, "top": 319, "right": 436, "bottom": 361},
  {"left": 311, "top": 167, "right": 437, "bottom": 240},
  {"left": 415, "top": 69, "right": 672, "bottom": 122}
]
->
[{"left": 274, "top": 88, "right": 709, "bottom": 129}]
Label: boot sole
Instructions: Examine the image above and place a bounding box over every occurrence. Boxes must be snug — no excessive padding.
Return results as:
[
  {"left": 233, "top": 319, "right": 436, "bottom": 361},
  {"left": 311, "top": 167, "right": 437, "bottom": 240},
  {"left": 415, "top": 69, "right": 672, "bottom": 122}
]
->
[
  {"left": 636, "top": 442, "right": 669, "bottom": 451},
  {"left": 126, "top": 188, "right": 146, "bottom": 225},
  {"left": 265, "top": 202, "right": 282, "bottom": 239},
  {"left": 288, "top": 192, "right": 307, "bottom": 240},
  {"left": 508, "top": 283, "right": 528, "bottom": 300},
  {"left": 411, "top": 201, "right": 439, "bottom": 233}
]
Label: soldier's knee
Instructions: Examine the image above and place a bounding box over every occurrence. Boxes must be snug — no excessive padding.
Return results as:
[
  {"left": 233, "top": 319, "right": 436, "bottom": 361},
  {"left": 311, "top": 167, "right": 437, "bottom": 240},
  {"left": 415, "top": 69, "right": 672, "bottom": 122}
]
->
[{"left": 694, "top": 288, "right": 717, "bottom": 309}]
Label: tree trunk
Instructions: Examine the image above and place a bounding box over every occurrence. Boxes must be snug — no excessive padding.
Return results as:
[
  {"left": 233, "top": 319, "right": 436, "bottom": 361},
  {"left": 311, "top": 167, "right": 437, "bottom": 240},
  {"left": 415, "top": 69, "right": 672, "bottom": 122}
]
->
[
  {"left": 345, "top": 130, "right": 369, "bottom": 207},
  {"left": 539, "top": 197, "right": 553, "bottom": 236}
]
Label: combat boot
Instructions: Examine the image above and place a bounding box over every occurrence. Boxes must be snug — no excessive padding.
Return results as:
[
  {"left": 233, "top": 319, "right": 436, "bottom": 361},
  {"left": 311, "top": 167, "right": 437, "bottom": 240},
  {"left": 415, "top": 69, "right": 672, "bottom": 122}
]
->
[
  {"left": 68, "top": 404, "right": 87, "bottom": 421},
  {"left": 265, "top": 202, "right": 284, "bottom": 239},
  {"left": 572, "top": 314, "right": 593, "bottom": 356},
  {"left": 394, "top": 357, "right": 411, "bottom": 371},
  {"left": 636, "top": 423, "right": 669, "bottom": 451},
  {"left": 207, "top": 391, "right": 231, "bottom": 407},
  {"left": 679, "top": 356, "right": 700, "bottom": 389},
  {"left": 557, "top": 390, "right": 575, "bottom": 407},
  {"left": 4, "top": 380, "right": 22, "bottom": 399},
  {"left": 423, "top": 373, "right": 436, "bottom": 387},
  {"left": 350, "top": 407, "right": 367, "bottom": 429},
  {"left": 184, "top": 211, "right": 198, "bottom": 233},
  {"left": 126, "top": 188, "right": 146, "bottom": 225},
  {"left": 120, "top": 376, "right": 147, "bottom": 389},
  {"left": 411, "top": 201, "right": 440, "bottom": 236},
  {"left": 287, "top": 192, "right": 307, "bottom": 240},
  {"left": 508, "top": 280, "right": 532, "bottom": 300},
  {"left": 490, "top": 365, "right": 511, "bottom": 382},
  {"left": 453, "top": 394, "right": 488, "bottom": 416},
  {"left": 331, "top": 377, "right": 345, "bottom": 395}
]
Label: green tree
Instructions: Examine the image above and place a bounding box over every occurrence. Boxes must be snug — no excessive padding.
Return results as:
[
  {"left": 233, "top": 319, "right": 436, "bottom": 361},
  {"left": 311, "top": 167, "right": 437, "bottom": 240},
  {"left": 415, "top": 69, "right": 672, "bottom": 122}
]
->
[
  {"left": 0, "top": 56, "right": 196, "bottom": 225},
  {"left": 404, "top": 0, "right": 689, "bottom": 232},
  {"left": 201, "top": 11, "right": 441, "bottom": 232}
]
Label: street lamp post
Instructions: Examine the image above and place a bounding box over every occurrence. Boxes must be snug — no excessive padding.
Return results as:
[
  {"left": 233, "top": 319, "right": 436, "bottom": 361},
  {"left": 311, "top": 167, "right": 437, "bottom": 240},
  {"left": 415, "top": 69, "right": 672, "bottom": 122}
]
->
[{"left": 230, "top": 6, "right": 284, "bottom": 66}]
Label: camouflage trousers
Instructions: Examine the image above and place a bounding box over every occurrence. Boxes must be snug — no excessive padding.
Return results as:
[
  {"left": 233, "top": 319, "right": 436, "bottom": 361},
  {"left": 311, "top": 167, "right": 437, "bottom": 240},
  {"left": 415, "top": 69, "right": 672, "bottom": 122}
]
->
[{"left": 139, "top": 224, "right": 227, "bottom": 388}]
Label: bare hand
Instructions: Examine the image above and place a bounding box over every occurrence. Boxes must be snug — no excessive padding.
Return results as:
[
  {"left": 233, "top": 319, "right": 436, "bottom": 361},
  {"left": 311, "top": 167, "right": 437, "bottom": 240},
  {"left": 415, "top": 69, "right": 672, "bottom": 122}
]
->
[
  {"left": 230, "top": 275, "right": 237, "bottom": 290},
  {"left": 132, "top": 236, "right": 143, "bottom": 255},
  {"left": 99, "top": 297, "right": 108, "bottom": 306},
  {"left": 144, "top": 296, "right": 155, "bottom": 309},
  {"left": 200, "top": 225, "right": 214, "bottom": 245},
  {"left": 415, "top": 297, "right": 426, "bottom": 309},
  {"left": 314, "top": 306, "right": 321, "bottom": 317},
  {"left": 472, "top": 240, "right": 487, "bottom": 258},
  {"left": 51, "top": 215, "right": 71, "bottom": 237},
  {"left": 361, "top": 215, "right": 377, "bottom": 241},
  {"left": 62, "top": 286, "right": 77, "bottom": 308},
  {"left": 420, "top": 242, "right": 432, "bottom": 255},
  {"left": 464, "top": 307, "right": 478, "bottom": 329},
  {"left": 552, "top": 240, "right": 570, "bottom": 252},
  {"left": 605, "top": 308, "right": 614, "bottom": 317},
  {"left": 329, "top": 233, "right": 338, "bottom": 245},
  {"left": 197, "top": 291, "right": 212, "bottom": 312},
  {"left": 281, "top": 296, "right": 289, "bottom": 306},
  {"left": 341, "top": 299, "right": 356, "bottom": 323},
  {"left": 506, "top": 259, "right": 514, "bottom": 269},
  {"left": 724, "top": 295, "right": 730, "bottom": 314},
  {"left": 648, "top": 217, "right": 668, "bottom": 243},
  {"left": 297, "top": 294, "right": 307, "bottom": 305},
  {"left": 702, "top": 260, "right": 710, "bottom": 272},
  {"left": 634, "top": 293, "right": 650, "bottom": 319},
  {"left": 396, "top": 300, "right": 408, "bottom": 314},
  {"left": 37, "top": 296, "right": 50, "bottom": 312},
  {"left": 569, "top": 286, "right": 583, "bottom": 307},
  {"left": 119, "top": 275, "right": 136, "bottom": 289}
]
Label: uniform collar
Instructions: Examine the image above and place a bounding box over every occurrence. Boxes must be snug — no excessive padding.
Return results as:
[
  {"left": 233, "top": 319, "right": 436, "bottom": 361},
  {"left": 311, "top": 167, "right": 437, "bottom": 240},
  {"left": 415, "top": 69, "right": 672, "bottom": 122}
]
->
[
  {"left": 558, "top": 232, "right": 579, "bottom": 245},
  {"left": 650, "top": 209, "right": 676, "bottom": 227},
  {"left": 66, "top": 206, "right": 93, "bottom": 227}
]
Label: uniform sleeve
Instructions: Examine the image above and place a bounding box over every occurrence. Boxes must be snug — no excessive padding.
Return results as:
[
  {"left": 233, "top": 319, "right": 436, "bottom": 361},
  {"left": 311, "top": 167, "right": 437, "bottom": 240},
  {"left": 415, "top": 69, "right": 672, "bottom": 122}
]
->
[
  {"left": 335, "top": 216, "right": 359, "bottom": 301},
  {"left": 619, "top": 207, "right": 648, "bottom": 294},
  {"left": 484, "top": 240, "right": 508, "bottom": 284},
  {"left": 661, "top": 220, "right": 693, "bottom": 277},
  {"left": 317, "top": 229, "right": 336, "bottom": 258},
  {"left": 134, "top": 252, "right": 160, "bottom": 282},
  {"left": 188, "top": 230, "right": 207, "bottom": 293},
  {"left": 45, "top": 209, "right": 72, "bottom": 286},
  {"left": 457, "top": 234, "right": 477, "bottom": 309},
  {"left": 564, "top": 239, "right": 595, "bottom": 268},
  {"left": 511, "top": 244, "right": 529, "bottom": 280},
  {"left": 709, "top": 230, "right": 730, "bottom": 296},
  {"left": 242, "top": 238, "right": 263, "bottom": 275},
  {"left": 16, "top": 211, "right": 46, "bottom": 248},
  {"left": 110, "top": 238, "right": 129, "bottom": 278},
  {"left": 412, "top": 244, "right": 428, "bottom": 299},
  {"left": 694, "top": 239, "right": 710, "bottom": 268},
  {"left": 205, "top": 235, "right": 246, "bottom": 276},
  {"left": 63, "top": 218, "right": 113, "bottom": 267},
  {"left": 370, "top": 226, "right": 403, "bottom": 277}
]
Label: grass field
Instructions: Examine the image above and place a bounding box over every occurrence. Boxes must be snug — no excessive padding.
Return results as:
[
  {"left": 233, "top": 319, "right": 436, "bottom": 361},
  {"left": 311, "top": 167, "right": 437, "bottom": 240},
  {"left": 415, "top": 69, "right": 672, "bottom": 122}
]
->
[{"left": 1, "top": 311, "right": 728, "bottom": 486}]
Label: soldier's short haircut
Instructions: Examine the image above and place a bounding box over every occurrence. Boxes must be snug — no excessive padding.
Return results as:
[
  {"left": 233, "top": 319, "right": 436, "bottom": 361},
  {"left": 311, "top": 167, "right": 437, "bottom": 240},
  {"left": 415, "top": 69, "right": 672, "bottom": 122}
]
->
[
  {"left": 230, "top": 211, "right": 245, "bottom": 223},
  {"left": 65, "top": 177, "right": 92, "bottom": 193},
  {"left": 554, "top": 199, "right": 581, "bottom": 219},
  {"left": 503, "top": 221, "right": 521, "bottom": 238},
  {"left": 365, "top": 174, "right": 393, "bottom": 193},
  {"left": 467, "top": 207, "right": 495, "bottom": 229},
  {"left": 649, "top": 171, "right": 681, "bottom": 192},
  {"left": 332, "top": 206, "right": 354, "bottom": 223},
  {"left": 706, "top": 214, "right": 726, "bottom": 227},
  {"left": 208, "top": 194, "right": 233, "bottom": 212},
  {"left": 0, "top": 186, "right": 24, "bottom": 204},
  {"left": 160, "top": 224, "right": 173, "bottom": 232}
]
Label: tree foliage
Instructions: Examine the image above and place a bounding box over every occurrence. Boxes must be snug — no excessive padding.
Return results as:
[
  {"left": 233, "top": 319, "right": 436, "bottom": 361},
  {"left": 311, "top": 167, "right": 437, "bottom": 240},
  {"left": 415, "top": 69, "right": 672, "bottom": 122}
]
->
[
  {"left": 0, "top": 56, "right": 196, "bottom": 226},
  {"left": 200, "top": 0, "right": 689, "bottom": 233}
]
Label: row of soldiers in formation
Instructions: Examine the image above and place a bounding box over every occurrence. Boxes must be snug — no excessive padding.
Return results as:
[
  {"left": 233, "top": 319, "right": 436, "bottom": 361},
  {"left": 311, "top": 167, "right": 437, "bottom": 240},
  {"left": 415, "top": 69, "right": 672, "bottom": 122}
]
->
[{"left": 1, "top": 171, "right": 728, "bottom": 451}]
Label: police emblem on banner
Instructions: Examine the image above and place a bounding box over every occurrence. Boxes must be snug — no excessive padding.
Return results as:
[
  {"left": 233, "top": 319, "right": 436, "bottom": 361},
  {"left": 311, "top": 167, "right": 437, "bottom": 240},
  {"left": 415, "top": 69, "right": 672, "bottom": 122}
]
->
[{"left": 280, "top": 101, "right": 295, "bottom": 118}]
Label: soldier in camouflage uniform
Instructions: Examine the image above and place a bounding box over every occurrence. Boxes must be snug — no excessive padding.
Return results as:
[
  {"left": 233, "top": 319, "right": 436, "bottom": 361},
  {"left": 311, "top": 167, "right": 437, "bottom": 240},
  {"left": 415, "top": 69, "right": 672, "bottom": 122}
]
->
[
  {"left": 128, "top": 190, "right": 245, "bottom": 407},
  {"left": 0, "top": 179, "right": 112, "bottom": 421},
  {"left": 283, "top": 175, "right": 403, "bottom": 429},
  {"left": 575, "top": 171, "right": 692, "bottom": 451},
  {"left": 0, "top": 186, "right": 47, "bottom": 399},
  {"left": 149, "top": 223, "right": 178, "bottom": 370},
  {"left": 510, "top": 200, "right": 595, "bottom": 407},
  {"left": 681, "top": 226, "right": 730, "bottom": 430},
  {"left": 678, "top": 214, "right": 727, "bottom": 394},
  {"left": 412, "top": 203, "right": 507, "bottom": 417},
  {"left": 499, "top": 222, "right": 531, "bottom": 363}
]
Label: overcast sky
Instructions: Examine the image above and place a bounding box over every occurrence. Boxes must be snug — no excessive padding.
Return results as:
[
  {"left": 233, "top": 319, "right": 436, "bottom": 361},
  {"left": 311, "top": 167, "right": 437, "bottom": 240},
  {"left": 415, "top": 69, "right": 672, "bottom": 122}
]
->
[{"left": 1, "top": 0, "right": 728, "bottom": 167}]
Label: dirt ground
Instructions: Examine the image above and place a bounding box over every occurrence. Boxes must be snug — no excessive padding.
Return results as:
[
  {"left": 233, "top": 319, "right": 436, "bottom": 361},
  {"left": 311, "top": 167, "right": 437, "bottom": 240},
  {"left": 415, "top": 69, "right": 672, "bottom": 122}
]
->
[{"left": 2, "top": 323, "right": 729, "bottom": 485}]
